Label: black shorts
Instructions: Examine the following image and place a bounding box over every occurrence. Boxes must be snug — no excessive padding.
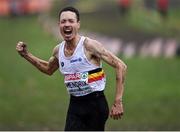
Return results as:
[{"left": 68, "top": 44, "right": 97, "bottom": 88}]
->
[{"left": 64, "top": 91, "right": 109, "bottom": 131}]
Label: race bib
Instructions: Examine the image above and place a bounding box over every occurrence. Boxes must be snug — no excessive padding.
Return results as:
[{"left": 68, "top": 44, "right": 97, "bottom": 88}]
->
[{"left": 64, "top": 72, "right": 93, "bottom": 96}]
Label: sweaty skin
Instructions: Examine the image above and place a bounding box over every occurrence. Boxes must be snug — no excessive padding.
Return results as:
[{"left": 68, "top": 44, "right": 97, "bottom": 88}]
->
[{"left": 16, "top": 10, "right": 127, "bottom": 120}]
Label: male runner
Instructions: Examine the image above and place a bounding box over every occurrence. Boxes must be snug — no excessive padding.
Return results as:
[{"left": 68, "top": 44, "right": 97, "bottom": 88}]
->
[{"left": 16, "top": 6, "right": 127, "bottom": 131}]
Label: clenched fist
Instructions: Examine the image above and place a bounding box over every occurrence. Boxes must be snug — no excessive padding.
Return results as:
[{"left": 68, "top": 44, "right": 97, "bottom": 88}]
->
[{"left": 16, "top": 41, "right": 28, "bottom": 57}]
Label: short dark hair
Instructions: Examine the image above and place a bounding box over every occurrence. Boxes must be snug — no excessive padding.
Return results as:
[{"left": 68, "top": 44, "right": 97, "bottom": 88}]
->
[{"left": 59, "top": 6, "right": 80, "bottom": 22}]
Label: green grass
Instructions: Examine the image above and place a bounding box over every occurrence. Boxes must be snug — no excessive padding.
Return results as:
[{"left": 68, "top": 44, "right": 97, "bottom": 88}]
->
[
  {"left": 0, "top": 16, "right": 67, "bottom": 130},
  {"left": 0, "top": 16, "right": 180, "bottom": 130},
  {"left": 104, "top": 58, "right": 180, "bottom": 130}
]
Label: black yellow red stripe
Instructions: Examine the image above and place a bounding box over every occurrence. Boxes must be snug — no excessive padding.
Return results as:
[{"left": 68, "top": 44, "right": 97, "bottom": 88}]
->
[{"left": 88, "top": 68, "right": 105, "bottom": 83}]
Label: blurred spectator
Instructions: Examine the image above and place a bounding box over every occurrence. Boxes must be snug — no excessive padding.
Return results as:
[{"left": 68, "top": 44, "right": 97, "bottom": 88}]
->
[
  {"left": 157, "top": 0, "right": 169, "bottom": 18},
  {"left": 0, "top": 0, "right": 52, "bottom": 17},
  {"left": 0, "top": 0, "right": 10, "bottom": 16},
  {"left": 10, "top": 0, "right": 21, "bottom": 16},
  {"left": 118, "top": 0, "right": 132, "bottom": 16}
]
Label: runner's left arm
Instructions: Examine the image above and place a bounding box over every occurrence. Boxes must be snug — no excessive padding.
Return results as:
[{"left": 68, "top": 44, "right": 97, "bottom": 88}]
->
[{"left": 85, "top": 38, "right": 127, "bottom": 120}]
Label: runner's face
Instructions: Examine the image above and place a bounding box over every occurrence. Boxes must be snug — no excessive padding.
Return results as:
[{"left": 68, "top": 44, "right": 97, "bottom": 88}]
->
[{"left": 59, "top": 11, "right": 80, "bottom": 41}]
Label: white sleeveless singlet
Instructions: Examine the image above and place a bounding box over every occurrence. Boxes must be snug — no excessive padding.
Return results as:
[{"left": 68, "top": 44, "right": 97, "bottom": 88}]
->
[{"left": 58, "top": 36, "right": 106, "bottom": 97}]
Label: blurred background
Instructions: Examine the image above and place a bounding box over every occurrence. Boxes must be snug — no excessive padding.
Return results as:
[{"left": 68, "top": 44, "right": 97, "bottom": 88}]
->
[{"left": 0, "top": 0, "right": 180, "bottom": 130}]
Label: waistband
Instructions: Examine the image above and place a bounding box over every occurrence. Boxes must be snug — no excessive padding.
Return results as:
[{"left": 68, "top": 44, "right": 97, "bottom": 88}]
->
[{"left": 70, "top": 91, "right": 104, "bottom": 100}]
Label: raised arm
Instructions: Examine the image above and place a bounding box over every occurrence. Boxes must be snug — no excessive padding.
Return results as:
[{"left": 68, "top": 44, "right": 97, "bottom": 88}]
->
[
  {"left": 16, "top": 41, "right": 59, "bottom": 76},
  {"left": 84, "top": 38, "right": 127, "bottom": 120}
]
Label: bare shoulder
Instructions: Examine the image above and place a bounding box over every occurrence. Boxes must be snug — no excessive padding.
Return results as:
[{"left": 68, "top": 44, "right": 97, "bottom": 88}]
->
[
  {"left": 84, "top": 37, "right": 103, "bottom": 53},
  {"left": 84, "top": 37, "right": 127, "bottom": 69},
  {"left": 52, "top": 45, "right": 60, "bottom": 59}
]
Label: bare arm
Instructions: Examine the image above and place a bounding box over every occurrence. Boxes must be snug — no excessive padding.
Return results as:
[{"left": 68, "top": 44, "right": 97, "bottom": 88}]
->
[
  {"left": 16, "top": 41, "right": 59, "bottom": 75},
  {"left": 85, "top": 38, "right": 127, "bottom": 119}
]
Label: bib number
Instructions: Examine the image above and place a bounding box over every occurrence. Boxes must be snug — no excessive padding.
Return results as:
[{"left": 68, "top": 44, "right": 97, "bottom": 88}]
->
[{"left": 64, "top": 72, "right": 92, "bottom": 96}]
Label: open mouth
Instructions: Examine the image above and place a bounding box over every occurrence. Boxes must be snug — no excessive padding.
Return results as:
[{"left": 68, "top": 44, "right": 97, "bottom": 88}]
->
[{"left": 63, "top": 28, "right": 73, "bottom": 36}]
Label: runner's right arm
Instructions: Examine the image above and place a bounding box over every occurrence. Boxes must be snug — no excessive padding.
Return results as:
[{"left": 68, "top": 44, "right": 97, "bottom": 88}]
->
[{"left": 16, "top": 41, "right": 59, "bottom": 75}]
